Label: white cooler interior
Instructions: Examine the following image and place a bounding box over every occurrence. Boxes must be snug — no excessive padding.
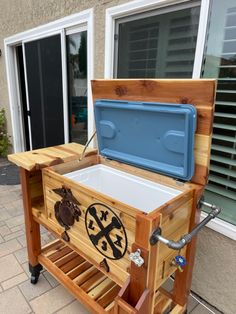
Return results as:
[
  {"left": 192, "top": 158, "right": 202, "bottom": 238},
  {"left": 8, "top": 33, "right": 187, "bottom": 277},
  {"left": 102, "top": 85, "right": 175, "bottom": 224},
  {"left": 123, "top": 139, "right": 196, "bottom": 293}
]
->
[{"left": 64, "top": 164, "right": 181, "bottom": 213}]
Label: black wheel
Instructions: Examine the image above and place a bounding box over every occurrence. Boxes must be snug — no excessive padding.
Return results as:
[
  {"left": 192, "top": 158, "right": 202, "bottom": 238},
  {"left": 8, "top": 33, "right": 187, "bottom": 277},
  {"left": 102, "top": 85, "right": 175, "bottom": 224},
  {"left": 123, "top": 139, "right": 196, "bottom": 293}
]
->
[
  {"left": 29, "top": 263, "right": 42, "bottom": 285},
  {"left": 30, "top": 274, "right": 39, "bottom": 284}
]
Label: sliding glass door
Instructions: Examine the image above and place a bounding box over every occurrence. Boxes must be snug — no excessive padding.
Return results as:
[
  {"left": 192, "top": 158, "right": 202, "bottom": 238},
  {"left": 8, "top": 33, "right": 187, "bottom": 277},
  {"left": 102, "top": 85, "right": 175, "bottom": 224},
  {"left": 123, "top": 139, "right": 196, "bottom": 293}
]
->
[{"left": 18, "top": 27, "right": 89, "bottom": 150}]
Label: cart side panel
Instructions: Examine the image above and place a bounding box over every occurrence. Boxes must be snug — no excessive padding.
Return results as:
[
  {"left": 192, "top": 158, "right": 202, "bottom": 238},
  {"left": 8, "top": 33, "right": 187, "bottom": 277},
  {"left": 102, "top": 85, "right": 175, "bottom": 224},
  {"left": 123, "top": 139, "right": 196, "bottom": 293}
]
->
[
  {"left": 173, "top": 185, "right": 204, "bottom": 306},
  {"left": 42, "top": 167, "right": 139, "bottom": 286},
  {"left": 155, "top": 191, "right": 193, "bottom": 287}
]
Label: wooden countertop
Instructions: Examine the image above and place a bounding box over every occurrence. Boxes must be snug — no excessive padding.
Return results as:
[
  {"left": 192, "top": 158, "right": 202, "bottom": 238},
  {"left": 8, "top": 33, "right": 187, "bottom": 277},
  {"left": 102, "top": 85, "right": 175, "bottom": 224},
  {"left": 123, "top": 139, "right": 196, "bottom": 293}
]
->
[{"left": 8, "top": 143, "right": 96, "bottom": 171}]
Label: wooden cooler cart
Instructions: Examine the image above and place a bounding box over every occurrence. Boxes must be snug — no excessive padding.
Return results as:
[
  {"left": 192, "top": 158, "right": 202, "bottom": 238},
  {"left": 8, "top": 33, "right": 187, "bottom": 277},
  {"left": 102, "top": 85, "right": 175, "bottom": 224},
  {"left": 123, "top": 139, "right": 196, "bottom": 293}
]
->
[{"left": 9, "top": 79, "right": 221, "bottom": 314}]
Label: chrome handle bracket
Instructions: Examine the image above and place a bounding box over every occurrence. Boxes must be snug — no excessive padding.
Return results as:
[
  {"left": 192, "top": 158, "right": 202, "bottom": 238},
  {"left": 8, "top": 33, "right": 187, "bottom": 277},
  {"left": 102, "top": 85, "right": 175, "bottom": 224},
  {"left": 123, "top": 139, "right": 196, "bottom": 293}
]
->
[{"left": 150, "top": 200, "right": 222, "bottom": 249}]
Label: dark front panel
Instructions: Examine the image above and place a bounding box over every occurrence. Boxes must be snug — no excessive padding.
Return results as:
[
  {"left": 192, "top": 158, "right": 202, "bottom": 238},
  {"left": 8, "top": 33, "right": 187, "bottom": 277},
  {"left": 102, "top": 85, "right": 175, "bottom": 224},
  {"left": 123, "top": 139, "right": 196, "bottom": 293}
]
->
[{"left": 25, "top": 34, "right": 64, "bottom": 149}]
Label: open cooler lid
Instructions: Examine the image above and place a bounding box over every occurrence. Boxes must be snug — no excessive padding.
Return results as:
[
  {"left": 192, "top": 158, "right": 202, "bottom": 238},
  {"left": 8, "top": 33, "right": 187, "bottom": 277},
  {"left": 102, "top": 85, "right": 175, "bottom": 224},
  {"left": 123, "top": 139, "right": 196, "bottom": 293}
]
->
[{"left": 94, "top": 99, "right": 197, "bottom": 181}]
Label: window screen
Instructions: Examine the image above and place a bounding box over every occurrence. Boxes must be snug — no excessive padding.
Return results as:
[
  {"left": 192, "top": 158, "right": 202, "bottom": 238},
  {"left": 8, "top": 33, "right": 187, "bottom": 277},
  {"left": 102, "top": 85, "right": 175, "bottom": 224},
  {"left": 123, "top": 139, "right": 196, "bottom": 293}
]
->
[
  {"left": 115, "top": 4, "right": 200, "bottom": 78},
  {"left": 202, "top": 0, "right": 236, "bottom": 225}
]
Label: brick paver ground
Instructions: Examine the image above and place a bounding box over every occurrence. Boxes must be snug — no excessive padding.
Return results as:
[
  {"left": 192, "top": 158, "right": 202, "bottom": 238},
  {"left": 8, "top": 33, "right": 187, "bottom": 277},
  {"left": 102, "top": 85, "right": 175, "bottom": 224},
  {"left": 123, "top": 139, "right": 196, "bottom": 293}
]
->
[{"left": 0, "top": 160, "right": 220, "bottom": 314}]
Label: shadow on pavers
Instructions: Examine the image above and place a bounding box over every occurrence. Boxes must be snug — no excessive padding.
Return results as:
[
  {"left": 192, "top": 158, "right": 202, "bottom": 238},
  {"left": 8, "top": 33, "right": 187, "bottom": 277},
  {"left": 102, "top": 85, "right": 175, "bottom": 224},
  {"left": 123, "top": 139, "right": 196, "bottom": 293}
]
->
[{"left": 0, "top": 158, "right": 20, "bottom": 185}]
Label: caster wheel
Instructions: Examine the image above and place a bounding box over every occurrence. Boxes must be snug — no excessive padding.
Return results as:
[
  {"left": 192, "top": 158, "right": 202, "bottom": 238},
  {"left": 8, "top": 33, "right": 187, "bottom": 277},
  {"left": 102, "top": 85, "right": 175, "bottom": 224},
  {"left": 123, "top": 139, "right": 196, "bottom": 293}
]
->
[
  {"left": 29, "top": 263, "right": 42, "bottom": 285},
  {"left": 30, "top": 274, "right": 39, "bottom": 284}
]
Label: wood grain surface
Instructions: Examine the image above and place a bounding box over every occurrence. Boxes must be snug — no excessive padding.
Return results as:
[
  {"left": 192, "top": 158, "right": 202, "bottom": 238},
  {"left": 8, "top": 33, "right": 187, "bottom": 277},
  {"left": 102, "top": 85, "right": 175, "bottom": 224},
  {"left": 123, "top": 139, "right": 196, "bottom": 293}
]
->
[
  {"left": 8, "top": 143, "right": 96, "bottom": 171},
  {"left": 39, "top": 240, "right": 118, "bottom": 314}
]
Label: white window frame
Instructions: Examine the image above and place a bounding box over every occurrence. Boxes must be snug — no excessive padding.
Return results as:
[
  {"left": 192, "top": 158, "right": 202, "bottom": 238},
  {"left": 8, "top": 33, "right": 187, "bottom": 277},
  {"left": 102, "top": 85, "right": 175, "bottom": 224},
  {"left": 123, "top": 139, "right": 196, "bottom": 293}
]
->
[
  {"left": 104, "top": 0, "right": 236, "bottom": 240},
  {"left": 112, "top": 1, "right": 201, "bottom": 78},
  {"left": 105, "top": 0, "right": 210, "bottom": 78},
  {"left": 4, "top": 9, "right": 94, "bottom": 152}
]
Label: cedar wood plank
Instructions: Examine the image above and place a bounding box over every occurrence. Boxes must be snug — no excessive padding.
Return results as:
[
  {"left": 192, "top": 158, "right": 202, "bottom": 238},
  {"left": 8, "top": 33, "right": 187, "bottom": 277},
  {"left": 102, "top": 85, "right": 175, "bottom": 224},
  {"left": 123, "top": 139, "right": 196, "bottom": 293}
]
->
[{"left": 8, "top": 143, "right": 96, "bottom": 171}]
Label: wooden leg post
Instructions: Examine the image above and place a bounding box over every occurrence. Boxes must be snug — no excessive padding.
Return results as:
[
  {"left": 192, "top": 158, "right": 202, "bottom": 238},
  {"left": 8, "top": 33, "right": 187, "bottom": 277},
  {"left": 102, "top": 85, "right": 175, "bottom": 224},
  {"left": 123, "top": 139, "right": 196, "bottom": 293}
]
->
[
  {"left": 20, "top": 167, "right": 42, "bottom": 284},
  {"left": 173, "top": 187, "right": 203, "bottom": 307},
  {"left": 115, "top": 213, "right": 161, "bottom": 314}
]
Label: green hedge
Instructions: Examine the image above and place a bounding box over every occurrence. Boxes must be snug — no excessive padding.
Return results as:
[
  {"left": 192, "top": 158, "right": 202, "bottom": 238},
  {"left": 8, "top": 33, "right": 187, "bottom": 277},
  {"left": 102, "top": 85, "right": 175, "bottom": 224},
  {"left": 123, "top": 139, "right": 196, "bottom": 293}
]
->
[{"left": 0, "top": 109, "right": 11, "bottom": 157}]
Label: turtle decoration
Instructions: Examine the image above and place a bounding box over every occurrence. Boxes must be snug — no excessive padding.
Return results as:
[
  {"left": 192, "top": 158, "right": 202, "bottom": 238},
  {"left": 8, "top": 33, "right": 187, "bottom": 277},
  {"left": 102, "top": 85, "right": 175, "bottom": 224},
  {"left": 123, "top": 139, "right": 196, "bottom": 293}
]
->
[{"left": 53, "top": 186, "right": 81, "bottom": 241}]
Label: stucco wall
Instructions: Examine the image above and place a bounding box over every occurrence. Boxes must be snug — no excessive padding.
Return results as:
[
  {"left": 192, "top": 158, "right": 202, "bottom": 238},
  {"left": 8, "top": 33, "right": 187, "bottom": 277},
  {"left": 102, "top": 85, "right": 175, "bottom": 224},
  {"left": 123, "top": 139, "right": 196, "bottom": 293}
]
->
[{"left": 0, "top": 1, "right": 235, "bottom": 314}]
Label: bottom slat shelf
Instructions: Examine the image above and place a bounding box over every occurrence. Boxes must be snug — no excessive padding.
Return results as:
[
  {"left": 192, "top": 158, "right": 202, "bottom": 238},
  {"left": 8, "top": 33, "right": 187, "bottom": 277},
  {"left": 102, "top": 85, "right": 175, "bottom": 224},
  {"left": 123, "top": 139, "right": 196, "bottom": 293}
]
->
[
  {"left": 154, "top": 288, "right": 186, "bottom": 314},
  {"left": 39, "top": 240, "right": 185, "bottom": 314},
  {"left": 154, "top": 290, "right": 173, "bottom": 313},
  {"left": 39, "top": 240, "right": 120, "bottom": 314}
]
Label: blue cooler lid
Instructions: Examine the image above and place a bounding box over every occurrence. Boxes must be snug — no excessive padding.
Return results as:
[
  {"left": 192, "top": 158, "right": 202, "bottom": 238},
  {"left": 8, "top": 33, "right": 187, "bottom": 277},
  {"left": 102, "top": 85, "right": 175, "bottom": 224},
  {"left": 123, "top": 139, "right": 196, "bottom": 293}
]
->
[{"left": 94, "top": 99, "right": 197, "bottom": 181}]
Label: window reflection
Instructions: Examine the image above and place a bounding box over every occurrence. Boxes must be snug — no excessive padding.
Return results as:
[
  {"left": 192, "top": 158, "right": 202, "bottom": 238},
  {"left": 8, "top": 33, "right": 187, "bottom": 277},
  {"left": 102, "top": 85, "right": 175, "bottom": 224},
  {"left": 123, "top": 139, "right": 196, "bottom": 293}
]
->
[
  {"left": 116, "top": 6, "right": 200, "bottom": 78},
  {"left": 202, "top": 0, "right": 236, "bottom": 224},
  {"left": 67, "top": 31, "right": 87, "bottom": 144}
]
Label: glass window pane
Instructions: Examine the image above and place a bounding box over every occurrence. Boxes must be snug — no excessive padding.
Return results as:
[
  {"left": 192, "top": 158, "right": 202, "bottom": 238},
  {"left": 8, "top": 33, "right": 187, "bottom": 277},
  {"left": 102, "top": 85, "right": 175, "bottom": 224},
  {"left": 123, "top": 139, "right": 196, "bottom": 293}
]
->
[
  {"left": 202, "top": 0, "right": 236, "bottom": 225},
  {"left": 116, "top": 5, "right": 200, "bottom": 78},
  {"left": 67, "top": 31, "right": 88, "bottom": 144}
]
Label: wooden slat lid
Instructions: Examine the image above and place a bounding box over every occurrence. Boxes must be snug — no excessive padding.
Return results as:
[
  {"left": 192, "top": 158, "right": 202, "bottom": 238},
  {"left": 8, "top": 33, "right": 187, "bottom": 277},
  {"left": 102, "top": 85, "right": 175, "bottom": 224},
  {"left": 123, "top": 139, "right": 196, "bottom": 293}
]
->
[
  {"left": 91, "top": 79, "right": 216, "bottom": 186},
  {"left": 8, "top": 143, "right": 96, "bottom": 171}
]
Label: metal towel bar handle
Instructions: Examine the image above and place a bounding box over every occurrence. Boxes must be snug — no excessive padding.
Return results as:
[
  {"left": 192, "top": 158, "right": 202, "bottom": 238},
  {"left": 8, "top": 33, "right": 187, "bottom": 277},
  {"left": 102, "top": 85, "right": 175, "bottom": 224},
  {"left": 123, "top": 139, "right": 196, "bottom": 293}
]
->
[{"left": 149, "top": 200, "right": 221, "bottom": 250}]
